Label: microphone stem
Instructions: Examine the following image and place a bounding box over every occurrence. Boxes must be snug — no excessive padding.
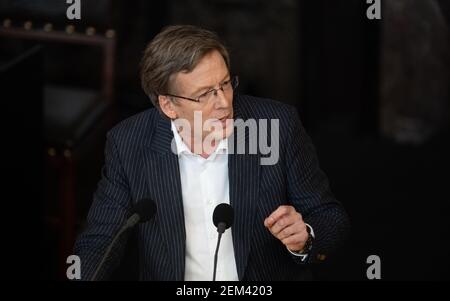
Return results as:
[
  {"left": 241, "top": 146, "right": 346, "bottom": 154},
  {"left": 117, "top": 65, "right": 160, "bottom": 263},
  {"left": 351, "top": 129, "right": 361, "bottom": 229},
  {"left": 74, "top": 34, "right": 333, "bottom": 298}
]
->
[
  {"left": 213, "top": 232, "right": 223, "bottom": 281},
  {"left": 91, "top": 215, "right": 138, "bottom": 281}
]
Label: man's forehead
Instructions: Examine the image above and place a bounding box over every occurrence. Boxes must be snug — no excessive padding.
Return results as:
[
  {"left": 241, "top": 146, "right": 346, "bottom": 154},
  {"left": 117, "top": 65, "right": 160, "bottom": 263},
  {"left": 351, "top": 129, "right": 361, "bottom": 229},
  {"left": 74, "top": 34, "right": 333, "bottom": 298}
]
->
[{"left": 171, "top": 54, "right": 229, "bottom": 93}]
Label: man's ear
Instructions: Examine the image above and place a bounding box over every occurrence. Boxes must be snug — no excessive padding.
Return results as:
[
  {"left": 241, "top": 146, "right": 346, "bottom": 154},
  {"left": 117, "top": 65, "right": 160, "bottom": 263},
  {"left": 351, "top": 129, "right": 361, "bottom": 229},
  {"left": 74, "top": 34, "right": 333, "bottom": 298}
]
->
[{"left": 158, "top": 95, "right": 178, "bottom": 119}]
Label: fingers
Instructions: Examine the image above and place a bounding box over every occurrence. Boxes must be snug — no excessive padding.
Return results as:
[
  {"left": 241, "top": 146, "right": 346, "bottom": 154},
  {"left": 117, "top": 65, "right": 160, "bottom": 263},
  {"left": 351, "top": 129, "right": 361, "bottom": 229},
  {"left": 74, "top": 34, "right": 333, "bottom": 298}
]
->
[
  {"left": 276, "top": 220, "right": 307, "bottom": 241},
  {"left": 264, "top": 205, "right": 309, "bottom": 251},
  {"left": 270, "top": 213, "right": 300, "bottom": 236},
  {"left": 282, "top": 232, "right": 308, "bottom": 251},
  {"left": 264, "top": 205, "right": 299, "bottom": 228}
]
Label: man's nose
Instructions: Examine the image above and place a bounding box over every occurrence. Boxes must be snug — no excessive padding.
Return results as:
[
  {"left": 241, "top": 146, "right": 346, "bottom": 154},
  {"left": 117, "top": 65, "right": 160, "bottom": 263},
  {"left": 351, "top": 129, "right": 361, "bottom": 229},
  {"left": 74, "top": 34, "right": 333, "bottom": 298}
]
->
[{"left": 214, "top": 88, "right": 230, "bottom": 109}]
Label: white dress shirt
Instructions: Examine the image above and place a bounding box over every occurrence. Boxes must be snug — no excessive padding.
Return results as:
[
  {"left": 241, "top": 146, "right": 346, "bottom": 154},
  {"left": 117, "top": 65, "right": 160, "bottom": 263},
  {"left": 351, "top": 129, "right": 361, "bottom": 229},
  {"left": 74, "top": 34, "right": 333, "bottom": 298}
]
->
[{"left": 171, "top": 121, "right": 239, "bottom": 281}]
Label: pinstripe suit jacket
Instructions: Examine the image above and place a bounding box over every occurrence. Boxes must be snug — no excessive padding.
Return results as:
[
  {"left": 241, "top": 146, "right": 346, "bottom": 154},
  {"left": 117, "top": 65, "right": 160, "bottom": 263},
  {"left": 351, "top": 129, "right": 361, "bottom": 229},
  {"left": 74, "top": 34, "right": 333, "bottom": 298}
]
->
[{"left": 74, "top": 94, "right": 350, "bottom": 281}]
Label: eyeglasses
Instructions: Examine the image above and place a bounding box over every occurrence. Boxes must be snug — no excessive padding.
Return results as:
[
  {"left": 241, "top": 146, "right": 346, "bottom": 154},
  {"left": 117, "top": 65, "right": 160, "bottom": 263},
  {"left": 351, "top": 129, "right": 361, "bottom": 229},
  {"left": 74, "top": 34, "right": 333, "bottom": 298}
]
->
[{"left": 164, "top": 76, "right": 239, "bottom": 104}]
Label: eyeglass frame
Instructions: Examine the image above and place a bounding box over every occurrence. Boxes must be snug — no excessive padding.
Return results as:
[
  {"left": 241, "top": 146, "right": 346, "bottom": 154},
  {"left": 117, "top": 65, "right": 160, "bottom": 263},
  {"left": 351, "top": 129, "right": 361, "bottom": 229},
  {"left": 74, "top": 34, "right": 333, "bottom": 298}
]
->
[{"left": 162, "top": 75, "right": 239, "bottom": 103}]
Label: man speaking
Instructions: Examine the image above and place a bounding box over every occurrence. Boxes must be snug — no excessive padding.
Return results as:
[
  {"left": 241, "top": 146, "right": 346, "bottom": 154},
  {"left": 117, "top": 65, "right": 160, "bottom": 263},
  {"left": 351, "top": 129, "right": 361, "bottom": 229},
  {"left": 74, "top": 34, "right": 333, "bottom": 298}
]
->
[{"left": 74, "top": 25, "right": 350, "bottom": 281}]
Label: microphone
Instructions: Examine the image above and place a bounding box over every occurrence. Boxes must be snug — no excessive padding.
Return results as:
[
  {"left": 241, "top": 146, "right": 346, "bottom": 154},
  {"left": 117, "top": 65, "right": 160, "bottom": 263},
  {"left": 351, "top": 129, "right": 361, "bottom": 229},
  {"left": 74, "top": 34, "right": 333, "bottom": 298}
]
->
[
  {"left": 91, "top": 198, "right": 157, "bottom": 281},
  {"left": 212, "top": 203, "right": 234, "bottom": 281}
]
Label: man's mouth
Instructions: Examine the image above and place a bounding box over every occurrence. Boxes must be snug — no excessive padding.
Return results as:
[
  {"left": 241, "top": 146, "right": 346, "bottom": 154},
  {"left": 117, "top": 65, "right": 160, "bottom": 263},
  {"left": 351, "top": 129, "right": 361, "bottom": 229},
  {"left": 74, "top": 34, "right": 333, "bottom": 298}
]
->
[
  {"left": 218, "top": 114, "right": 232, "bottom": 126},
  {"left": 218, "top": 113, "right": 233, "bottom": 122}
]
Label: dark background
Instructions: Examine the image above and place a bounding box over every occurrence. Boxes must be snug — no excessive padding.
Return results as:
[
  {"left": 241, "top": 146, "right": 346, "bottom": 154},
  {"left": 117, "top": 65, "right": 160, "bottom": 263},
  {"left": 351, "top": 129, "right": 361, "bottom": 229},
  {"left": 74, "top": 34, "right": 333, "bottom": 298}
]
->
[{"left": 0, "top": 0, "right": 449, "bottom": 281}]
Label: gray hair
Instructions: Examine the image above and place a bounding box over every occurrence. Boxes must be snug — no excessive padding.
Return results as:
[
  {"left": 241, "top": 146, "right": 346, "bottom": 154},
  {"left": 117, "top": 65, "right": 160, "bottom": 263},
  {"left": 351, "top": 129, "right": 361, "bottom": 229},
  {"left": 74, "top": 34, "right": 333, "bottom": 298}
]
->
[{"left": 140, "top": 25, "right": 230, "bottom": 108}]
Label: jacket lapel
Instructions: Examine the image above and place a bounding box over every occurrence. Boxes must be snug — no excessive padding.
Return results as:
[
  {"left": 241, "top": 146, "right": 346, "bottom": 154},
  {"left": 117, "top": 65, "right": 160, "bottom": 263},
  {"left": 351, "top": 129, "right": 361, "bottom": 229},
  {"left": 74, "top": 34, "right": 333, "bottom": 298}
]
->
[
  {"left": 144, "top": 116, "right": 186, "bottom": 280},
  {"left": 229, "top": 99, "right": 260, "bottom": 280}
]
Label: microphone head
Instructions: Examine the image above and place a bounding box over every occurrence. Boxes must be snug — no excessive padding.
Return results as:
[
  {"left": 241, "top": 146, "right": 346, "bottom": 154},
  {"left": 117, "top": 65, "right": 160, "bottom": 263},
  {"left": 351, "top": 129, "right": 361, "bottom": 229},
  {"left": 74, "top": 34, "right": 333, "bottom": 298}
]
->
[
  {"left": 213, "top": 203, "right": 234, "bottom": 230},
  {"left": 133, "top": 198, "right": 157, "bottom": 223}
]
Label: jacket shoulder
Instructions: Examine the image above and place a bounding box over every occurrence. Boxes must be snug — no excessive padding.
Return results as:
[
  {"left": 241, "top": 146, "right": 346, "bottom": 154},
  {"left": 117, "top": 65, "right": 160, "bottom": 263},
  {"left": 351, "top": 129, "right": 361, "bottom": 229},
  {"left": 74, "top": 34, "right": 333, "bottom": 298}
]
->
[{"left": 107, "top": 108, "right": 160, "bottom": 145}]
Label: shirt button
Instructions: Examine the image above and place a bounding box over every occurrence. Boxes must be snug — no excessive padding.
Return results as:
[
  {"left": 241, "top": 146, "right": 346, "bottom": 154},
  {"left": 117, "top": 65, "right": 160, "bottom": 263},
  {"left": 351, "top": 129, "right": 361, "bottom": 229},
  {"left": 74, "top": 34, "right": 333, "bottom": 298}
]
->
[{"left": 208, "top": 199, "right": 213, "bottom": 205}]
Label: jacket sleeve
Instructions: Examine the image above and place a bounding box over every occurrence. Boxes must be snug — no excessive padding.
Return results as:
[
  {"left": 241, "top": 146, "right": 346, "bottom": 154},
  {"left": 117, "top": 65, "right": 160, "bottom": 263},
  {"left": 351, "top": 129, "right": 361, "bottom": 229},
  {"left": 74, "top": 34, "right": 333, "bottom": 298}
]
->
[
  {"left": 284, "top": 106, "right": 350, "bottom": 264},
  {"left": 73, "top": 132, "right": 133, "bottom": 280}
]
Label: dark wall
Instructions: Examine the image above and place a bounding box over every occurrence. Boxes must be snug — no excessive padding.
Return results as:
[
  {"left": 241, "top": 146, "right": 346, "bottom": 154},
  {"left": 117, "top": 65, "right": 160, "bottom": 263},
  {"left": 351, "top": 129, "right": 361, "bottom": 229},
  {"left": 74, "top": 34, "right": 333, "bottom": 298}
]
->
[
  {"left": 0, "top": 45, "right": 44, "bottom": 279},
  {"left": 299, "top": 0, "right": 380, "bottom": 134}
]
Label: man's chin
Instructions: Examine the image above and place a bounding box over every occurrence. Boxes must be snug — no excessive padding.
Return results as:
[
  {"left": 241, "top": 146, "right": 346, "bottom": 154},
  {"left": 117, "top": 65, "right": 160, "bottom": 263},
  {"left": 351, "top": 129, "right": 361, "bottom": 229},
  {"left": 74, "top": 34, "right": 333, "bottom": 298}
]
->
[{"left": 221, "top": 119, "right": 235, "bottom": 139}]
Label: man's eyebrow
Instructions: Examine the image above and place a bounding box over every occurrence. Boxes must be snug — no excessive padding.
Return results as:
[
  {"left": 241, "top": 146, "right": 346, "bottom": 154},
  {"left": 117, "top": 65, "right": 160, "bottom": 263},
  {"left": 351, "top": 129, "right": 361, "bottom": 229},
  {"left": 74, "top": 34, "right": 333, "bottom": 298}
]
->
[{"left": 191, "top": 74, "right": 230, "bottom": 95}]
